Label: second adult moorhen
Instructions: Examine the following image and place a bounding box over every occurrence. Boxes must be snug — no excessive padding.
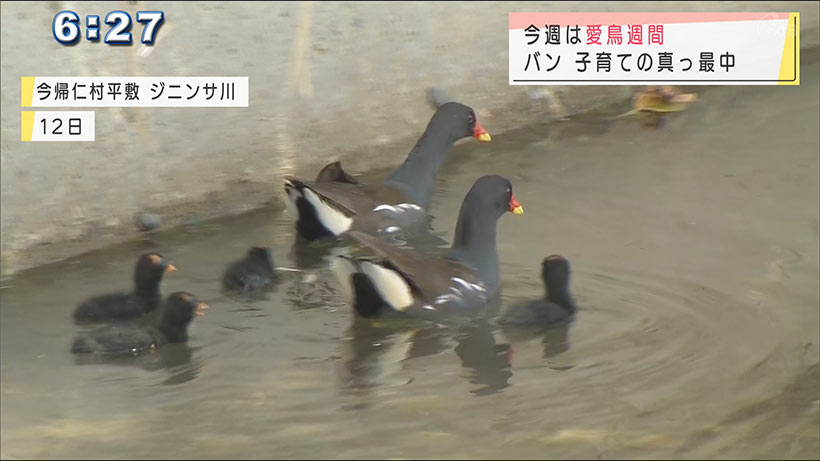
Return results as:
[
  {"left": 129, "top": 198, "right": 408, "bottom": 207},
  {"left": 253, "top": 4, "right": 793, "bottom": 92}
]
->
[
  {"left": 332, "top": 174, "right": 523, "bottom": 320},
  {"left": 284, "top": 102, "right": 491, "bottom": 241}
]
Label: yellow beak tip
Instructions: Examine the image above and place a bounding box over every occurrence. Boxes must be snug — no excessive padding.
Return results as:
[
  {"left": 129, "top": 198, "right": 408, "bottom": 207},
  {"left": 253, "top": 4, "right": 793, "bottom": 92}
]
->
[
  {"left": 512, "top": 206, "right": 524, "bottom": 215},
  {"left": 477, "top": 133, "right": 492, "bottom": 142}
]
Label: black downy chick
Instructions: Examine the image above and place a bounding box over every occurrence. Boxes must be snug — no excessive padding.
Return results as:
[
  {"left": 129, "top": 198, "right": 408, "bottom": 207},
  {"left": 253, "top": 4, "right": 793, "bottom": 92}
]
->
[
  {"left": 71, "top": 292, "right": 208, "bottom": 355},
  {"left": 72, "top": 253, "right": 176, "bottom": 324}
]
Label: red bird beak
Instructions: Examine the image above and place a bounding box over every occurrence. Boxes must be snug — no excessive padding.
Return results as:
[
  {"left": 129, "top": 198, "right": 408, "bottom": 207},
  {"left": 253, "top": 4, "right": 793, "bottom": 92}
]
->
[
  {"left": 509, "top": 195, "right": 524, "bottom": 215},
  {"left": 473, "top": 122, "right": 492, "bottom": 142}
]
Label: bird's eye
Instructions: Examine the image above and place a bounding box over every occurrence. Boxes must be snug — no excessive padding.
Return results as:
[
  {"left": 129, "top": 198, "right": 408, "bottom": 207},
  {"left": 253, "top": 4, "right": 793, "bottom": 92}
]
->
[{"left": 467, "top": 114, "right": 475, "bottom": 124}]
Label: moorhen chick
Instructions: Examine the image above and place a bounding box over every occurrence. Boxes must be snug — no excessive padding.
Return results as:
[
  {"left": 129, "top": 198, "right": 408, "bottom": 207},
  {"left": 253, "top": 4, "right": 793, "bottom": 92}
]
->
[
  {"left": 221, "top": 245, "right": 277, "bottom": 293},
  {"left": 71, "top": 292, "right": 208, "bottom": 355},
  {"left": 72, "top": 253, "right": 176, "bottom": 324},
  {"left": 497, "top": 255, "right": 576, "bottom": 327}
]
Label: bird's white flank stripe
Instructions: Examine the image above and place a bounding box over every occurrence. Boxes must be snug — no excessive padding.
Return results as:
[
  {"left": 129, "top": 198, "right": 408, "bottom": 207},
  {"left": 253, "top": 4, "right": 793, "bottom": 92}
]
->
[
  {"left": 302, "top": 188, "right": 353, "bottom": 235},
  {"left": 434, "top": 293, "right": 459, "bottom": 305},
  {"left": 373, "top": 203, "right": 422, "bottom": 213},
  {"left": 360, "top": 261, "right": 414, "bottom": 311},
  {"left": 372, "top": 204, "right": 398, "bottom": 213},
  {"left": 451, "top": 277, "right": 473, "bottom": 291}
]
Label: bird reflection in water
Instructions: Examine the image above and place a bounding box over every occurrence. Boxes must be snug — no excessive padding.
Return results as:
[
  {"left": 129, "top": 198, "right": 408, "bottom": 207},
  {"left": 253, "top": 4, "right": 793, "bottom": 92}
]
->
[
  {"left": 453, "top": 319, "right": 513, "bottom": 396},
  {"left": 500, "top": 321, "right": 573, "bottom": 363},
  {"left": 72, "top": 342, "right": 204, "bottom": 386},
  {"left": 336, "top": 313, "right": 516, "bottom": 399}
]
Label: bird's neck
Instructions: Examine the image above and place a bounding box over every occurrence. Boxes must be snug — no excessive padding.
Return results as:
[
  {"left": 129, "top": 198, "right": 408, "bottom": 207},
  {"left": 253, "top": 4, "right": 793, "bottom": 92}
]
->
[
  {"left": 134, "top": 278, "right": 161, "bottom": 310},
  {"left": 447, "top": 210, "right": 500, "bottom": 293},
  {"left": 547, "top": 289, "right": 575, "bottom": 312},
  {"left": 158, "top": 317, "right": 188, "bottom": 343},
  {"left": 384, "top": 126, "right": 454, "bottom": 208}
]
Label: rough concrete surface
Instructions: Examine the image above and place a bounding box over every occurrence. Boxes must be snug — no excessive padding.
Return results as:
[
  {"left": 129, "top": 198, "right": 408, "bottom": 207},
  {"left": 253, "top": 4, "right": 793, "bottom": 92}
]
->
[{"left": 1, "top": 1, "right": 818, "bottom": 278}]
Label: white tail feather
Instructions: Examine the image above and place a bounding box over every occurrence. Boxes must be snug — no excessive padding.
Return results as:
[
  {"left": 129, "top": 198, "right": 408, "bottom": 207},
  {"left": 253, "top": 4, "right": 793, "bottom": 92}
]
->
[
  {"left": 302, "top": 188, "right": 353, "bottom": 235},
  {"left": 360, "top": 261, "right": 414, "bottom": 311}
]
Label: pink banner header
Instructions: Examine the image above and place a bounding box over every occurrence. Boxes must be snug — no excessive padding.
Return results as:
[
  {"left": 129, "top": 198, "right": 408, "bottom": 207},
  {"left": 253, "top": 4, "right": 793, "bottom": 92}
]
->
[{"left": 509, "top": 12, "right": 790, "bottom": 29}]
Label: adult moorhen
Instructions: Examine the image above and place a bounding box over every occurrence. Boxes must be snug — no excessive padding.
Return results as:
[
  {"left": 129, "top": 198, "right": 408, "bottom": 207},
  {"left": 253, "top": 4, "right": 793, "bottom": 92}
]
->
[
  {"left": 72, "top": 253, "right": 176, "bottom": 324},
  {"left": 314, "top": 161, "right": 359, "bottom": 184},
  {"left": 332, "top": 175, "right": 523, "bottom": 319},
  {"left": 284, "top": 102, "right": 491, "bottom": 241}
]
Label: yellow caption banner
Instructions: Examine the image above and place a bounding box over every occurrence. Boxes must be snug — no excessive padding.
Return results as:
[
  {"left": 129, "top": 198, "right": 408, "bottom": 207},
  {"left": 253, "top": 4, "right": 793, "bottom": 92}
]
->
[
  {"left": 21, "top": 77, "right": 34, "bottom": 107},
  {"left": 21, "top": 111, "right": 34, "bottom": 141},
  {"left": 778, "top": 12, "right": 800, "bottom": 85}
]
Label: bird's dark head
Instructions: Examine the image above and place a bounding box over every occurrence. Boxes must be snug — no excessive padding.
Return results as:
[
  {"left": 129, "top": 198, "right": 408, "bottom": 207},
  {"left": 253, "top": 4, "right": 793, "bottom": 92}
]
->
[
  {"left": 163, "top": 291, "right": 208, "bottom": 327},
  {"left": 247, "top": 246, "right": 274, "bottom": 269},
  {"left": 135, "top": 252, "right": 176, "bottom": 284},
  {"left": 542, "top": 255, "right": 571, "bottom": 298},
  {"left": 461, "top": 175, "right": 524, "bottom": 222},
  {"left": 432, "top": 102, "right": 492, "bottom": 143}
]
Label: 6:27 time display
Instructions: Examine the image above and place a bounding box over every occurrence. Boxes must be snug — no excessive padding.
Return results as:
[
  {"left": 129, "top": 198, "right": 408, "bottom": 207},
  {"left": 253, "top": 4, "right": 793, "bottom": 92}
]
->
[{"left": 52, "top": 10, "right": 164, "bottom": 45}]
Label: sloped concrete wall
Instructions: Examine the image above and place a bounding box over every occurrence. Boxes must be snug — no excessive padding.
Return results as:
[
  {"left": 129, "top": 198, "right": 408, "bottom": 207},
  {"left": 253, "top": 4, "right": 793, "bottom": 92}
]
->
[{"left": 1, "top": 1, "right": 818, "bottom": 277}]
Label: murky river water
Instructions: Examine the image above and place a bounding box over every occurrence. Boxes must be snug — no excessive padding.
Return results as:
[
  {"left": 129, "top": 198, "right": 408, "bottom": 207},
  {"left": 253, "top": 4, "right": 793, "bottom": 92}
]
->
[{"left": 2, "top": 59, "right": 819, "bottom": 459}]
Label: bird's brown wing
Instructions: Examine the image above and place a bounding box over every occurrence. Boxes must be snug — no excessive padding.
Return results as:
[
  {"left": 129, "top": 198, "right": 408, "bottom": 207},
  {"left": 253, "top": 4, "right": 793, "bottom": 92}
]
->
[
  {"left": 344, "top": 230, "right": 478, "bottom": 304},
  {"left": 285, "top": 176, "right": 409, "bottom": 217}
]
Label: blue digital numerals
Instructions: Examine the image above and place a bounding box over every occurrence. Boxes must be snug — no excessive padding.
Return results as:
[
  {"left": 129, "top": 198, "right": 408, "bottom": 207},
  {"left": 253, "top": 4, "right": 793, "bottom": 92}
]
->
[
  {"left": 53, "top": 10, "right": 165, "bottom": 45},
  {"left": 104, "top": 11, "right": 132, "bottom": 45}
]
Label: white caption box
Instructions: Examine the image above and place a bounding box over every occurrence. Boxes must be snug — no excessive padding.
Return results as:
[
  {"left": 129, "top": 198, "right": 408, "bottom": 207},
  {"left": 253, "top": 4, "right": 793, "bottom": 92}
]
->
[
  {"left": 22, "top": 111, "right": 95, "bottom": 142},
  {"left": 22, "top": 77, "right": 249, "bottom": 107},
  {"left": 508, "top": 12, "right": 799, "bottom": 85}
]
